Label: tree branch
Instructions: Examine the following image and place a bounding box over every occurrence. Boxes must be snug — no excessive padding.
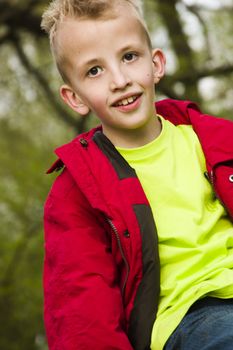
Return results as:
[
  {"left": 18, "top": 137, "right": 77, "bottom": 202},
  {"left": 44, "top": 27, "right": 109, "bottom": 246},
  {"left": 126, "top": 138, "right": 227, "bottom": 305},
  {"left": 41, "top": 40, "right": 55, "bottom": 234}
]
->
[
  {"left": 0, "top": 0, "right": 45, "bottom": 38},
  {"left": 11, "top": 32, "right": 89, "bottom": 133},
  {"left": 185, "top": 4, "right": 233, "bottom": 13},
  {"left": 185, "top": 4, "right": 212, "bottom": 60},
  {"left": 156, "top": 0, "right": 201, "bottom": 102},
  {"left": 168, "top": 64, "right": 233, "bottom": 84}
]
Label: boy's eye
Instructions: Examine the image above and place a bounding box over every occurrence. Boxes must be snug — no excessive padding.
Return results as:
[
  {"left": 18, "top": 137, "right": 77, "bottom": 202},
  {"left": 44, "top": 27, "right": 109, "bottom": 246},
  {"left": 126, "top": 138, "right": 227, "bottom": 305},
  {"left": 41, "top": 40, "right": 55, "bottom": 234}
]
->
[
  {"left": 87, "top": 66, "right": 102, "bottom": 77},
  {"left": 123, "top": 52, "right": 138, "bottom": 62}
]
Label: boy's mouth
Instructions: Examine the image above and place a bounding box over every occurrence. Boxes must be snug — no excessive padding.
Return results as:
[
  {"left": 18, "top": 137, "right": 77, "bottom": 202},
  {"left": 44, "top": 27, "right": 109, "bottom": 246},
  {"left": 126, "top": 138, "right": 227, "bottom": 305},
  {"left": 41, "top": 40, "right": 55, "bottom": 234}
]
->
[{"left": 112, "top": 94, "right": 141, "bottom": 107}]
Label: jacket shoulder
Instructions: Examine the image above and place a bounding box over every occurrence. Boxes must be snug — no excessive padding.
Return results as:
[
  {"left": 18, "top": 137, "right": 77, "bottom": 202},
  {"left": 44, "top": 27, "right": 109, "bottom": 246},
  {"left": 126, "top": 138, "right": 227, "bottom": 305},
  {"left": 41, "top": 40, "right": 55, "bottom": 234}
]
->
[
  {"left": 46, "top": 167, "right": 77, "bottom": 201},
  {"left": 155, "top": 98, "right": 201, "bottom": 125},
  {"left": 46, "top": 126, "right": 101, "bottom": 174}
]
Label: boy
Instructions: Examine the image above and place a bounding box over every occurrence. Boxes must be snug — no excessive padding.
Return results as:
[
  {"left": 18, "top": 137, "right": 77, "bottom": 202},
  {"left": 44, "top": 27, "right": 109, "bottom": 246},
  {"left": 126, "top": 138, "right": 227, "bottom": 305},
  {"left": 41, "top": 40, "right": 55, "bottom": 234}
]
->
[{"left": 41, "top": 1, "right": 233, "bottom": 349}]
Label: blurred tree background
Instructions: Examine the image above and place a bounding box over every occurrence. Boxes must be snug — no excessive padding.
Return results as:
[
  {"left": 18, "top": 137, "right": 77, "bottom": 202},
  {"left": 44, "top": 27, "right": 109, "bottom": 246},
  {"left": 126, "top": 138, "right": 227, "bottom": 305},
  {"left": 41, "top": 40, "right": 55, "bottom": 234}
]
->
[{"left": 0, "top": 0, "right": 232, "bottom": 349}]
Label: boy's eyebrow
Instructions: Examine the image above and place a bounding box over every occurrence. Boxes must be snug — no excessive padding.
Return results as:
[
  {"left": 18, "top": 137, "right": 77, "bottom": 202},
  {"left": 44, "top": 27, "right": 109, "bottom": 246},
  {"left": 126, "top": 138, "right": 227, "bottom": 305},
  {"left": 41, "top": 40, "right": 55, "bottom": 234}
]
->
[
  {"left": 120, "top": 45, "right": 139, "bottom": 52},
  {"left": 82, "top": 44, "right": 140, "bottom": 66},
  {"left": 80, "top": 58, "right": 101, "bottom": 69}
]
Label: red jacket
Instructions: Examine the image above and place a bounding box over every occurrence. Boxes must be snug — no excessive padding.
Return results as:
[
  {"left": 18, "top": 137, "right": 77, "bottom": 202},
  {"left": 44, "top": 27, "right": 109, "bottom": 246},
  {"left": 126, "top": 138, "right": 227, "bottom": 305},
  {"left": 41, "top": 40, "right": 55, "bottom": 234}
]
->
[{"left": 44, "top": 99, "right": 233, "bottom": 350}]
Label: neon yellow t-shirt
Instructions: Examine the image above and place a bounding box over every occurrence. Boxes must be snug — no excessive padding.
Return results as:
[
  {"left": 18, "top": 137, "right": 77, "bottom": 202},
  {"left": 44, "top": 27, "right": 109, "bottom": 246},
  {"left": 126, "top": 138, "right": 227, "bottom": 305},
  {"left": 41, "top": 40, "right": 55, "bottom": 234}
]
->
[{"left": 117, "top": 116, "right": 233, "bottom": 350}]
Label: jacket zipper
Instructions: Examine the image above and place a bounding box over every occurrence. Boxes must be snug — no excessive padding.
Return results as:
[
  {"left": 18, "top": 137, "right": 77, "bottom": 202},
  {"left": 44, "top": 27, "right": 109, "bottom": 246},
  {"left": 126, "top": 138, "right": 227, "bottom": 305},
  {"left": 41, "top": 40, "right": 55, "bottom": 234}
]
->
[
  {"left": 205, "top": 170, "right": 217, "bottom": 200},
  {"left": 208, "top": 168, "right": 233, "bottom": 221},
  {"left": 209, "top": 170, "right": 216, "bottom": 199},
  {"left": 206, "top": 169, "right": 229, "bottom": 209},
  {"left": 106, "top": 218, "right": 129, "bottom": 297},
  {"left": 209, "top": 170, "right": 214, "bottom": 187}
]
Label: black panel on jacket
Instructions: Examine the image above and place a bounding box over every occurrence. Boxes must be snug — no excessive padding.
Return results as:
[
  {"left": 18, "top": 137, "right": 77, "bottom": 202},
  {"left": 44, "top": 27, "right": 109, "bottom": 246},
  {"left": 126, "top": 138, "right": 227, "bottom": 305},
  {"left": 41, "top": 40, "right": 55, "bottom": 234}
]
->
[
  {"left": 93, "top": 131, "right": 137, "bottom": 180},
  {"left": 93, "top": 130, "right": 160, "bottom": 350},
  {"left": 128, "top": 204, "right": 160, "bottom": 350}
]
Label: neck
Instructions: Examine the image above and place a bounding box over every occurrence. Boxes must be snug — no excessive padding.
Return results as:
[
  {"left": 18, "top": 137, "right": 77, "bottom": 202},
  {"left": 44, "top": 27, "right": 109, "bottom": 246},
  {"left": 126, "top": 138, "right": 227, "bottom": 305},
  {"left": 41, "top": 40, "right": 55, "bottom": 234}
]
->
[{"left": 104, "top": 114, "right": 162, "bottom": 149}]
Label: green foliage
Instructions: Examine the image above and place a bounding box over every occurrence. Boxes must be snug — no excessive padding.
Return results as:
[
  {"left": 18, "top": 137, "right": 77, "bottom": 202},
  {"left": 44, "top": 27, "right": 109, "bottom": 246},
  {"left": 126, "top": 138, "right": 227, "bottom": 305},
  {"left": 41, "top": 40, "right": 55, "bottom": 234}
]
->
[{"left": 0, "top": 43, "right": 72, "bottom": 350}]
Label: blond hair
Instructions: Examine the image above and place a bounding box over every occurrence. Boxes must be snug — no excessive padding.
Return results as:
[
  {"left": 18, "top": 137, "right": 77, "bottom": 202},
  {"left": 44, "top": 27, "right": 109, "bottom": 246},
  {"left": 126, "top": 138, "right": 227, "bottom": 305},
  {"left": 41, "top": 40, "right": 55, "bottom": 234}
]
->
[{"left": 41, "top": 0, "right": 148, "bottom": 82}]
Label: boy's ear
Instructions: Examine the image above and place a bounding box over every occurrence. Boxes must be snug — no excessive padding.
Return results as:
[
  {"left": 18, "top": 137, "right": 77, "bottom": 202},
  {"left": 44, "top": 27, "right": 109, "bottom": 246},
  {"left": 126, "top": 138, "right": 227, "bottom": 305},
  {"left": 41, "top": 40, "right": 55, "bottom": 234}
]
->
[
  {"left": 60, "top": 84, "right": 90, "bottom": 115},
  {"left": 152, "top": 49, "right": 166, "bottom": 84}
]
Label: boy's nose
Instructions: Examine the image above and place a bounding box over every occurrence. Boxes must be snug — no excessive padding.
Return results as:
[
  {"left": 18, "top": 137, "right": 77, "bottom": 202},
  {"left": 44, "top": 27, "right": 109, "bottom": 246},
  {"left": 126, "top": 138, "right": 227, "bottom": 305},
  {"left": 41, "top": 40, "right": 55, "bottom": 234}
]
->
[{"left": 110, "top": 67, "right": 132, "bottom": 91}]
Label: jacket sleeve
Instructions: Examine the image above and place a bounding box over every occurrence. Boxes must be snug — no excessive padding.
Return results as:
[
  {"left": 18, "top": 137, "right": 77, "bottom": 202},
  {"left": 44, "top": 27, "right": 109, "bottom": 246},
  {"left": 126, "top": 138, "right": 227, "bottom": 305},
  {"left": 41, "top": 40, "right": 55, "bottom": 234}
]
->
[{"left": 43, "top": 169, "right": 133, "bottom": 350}]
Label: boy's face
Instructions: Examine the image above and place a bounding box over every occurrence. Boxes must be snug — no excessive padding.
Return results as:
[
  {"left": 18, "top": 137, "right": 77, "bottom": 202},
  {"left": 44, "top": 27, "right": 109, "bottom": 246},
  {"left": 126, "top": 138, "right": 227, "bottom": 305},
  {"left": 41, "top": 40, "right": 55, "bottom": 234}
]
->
[{"left": 59, "top": 7, "right": 165, "bottom": 147}]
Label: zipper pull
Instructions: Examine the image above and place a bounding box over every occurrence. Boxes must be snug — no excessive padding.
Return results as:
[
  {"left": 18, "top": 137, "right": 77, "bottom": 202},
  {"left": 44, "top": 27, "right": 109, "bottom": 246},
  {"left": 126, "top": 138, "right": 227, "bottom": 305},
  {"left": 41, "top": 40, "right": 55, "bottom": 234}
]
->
[
  {"left": 204, "top": 171, "right": 214, "bottom": 185},
  {"left": 204, "top": 171, "right": 210, "bottom": 181},
  {"left": 204, "top": 170, "right": 217, "bottom": 200}
]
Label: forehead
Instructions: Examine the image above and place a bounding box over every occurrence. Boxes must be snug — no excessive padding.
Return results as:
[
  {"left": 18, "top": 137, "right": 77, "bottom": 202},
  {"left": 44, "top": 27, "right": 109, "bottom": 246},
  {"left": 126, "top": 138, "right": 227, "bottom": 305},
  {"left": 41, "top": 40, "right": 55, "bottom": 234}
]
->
[{"left": 55, "top": 7, "right": 149, "bottom": 69}]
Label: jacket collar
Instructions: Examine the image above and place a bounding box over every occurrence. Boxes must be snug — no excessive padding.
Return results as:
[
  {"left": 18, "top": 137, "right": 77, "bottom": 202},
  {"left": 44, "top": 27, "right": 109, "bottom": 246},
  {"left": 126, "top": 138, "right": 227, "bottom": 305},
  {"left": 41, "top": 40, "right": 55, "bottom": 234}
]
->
[
  {"left": 156, "top": 99, "right": 233, "bottom": 169},
  {"left": 48, "top": 99, "right": 233, "bottom": 173}
]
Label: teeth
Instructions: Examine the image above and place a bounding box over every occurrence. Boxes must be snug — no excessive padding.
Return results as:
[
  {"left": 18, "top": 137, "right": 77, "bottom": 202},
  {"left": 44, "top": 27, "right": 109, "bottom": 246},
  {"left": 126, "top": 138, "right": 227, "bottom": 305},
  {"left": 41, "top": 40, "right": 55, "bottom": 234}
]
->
[{"left": 116, "top": 95, "right": 138, "bottom": 106}]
